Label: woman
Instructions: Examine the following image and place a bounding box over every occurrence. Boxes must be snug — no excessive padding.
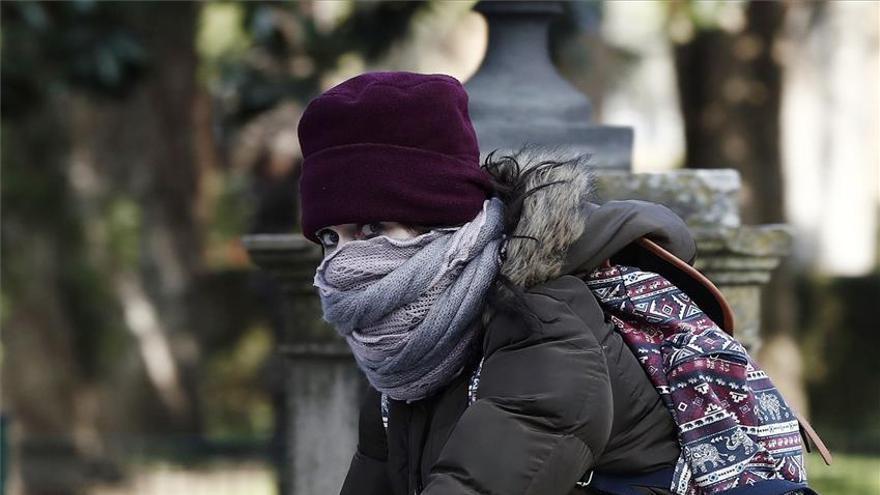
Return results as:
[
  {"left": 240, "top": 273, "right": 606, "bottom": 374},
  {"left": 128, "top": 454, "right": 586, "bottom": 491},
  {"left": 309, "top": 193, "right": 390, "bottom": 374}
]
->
[{"left": 297, "top": 71, "right": 703, "bottom": 495}]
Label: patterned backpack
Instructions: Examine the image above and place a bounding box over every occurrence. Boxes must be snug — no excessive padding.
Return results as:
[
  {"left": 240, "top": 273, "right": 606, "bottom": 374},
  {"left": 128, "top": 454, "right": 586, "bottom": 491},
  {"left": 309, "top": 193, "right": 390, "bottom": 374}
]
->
[
  {"left": 381, "top": 237, "right": 831, "bottom": 494},
  {"left": 578, "top": 239, "right": 828, "bottom": 494}
]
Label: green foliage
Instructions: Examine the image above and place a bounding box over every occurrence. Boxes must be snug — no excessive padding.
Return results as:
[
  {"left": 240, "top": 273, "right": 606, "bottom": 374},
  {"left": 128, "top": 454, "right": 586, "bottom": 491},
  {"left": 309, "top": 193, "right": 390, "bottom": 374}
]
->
[
  {"left": 1, "top": 1, "right": 149, "bottom": 118},
  {"left": 799, "top": 274, "right": 880, "bottom": 453},
  {"left": 660, "top": 0, "right": 751, "bottom": 46},
  {"left": 675, "top": 1, "right": 737, "bottom": 31},
  {"left": 197, "top": 2, "right": 251, "bottom": 86},
  {"left": 210, "top": 0, "right": 428, "bottom": 124},
  {"left": 211, "top": 172, "right": 253, "bottom": 245},
  {"left": 0, "top": 37, "right": 131, "bottom": 382},
  {"left": 0, "top": 121, "right": 70, "bottom": 228},
  {"left": 56, "top": 246, "right": 130, "bottom": 378},
  {"left": 806, "top": 452, "right": 880, "bottom": 495},
  {"left": 105, "top": 196, "right": 142, "bottom": 270},
  {"left": 0, "top": 113, "right": 75, "bottom": 314},
  {"left": 202, "top": 323, "right": 275, "bottom": 440}
]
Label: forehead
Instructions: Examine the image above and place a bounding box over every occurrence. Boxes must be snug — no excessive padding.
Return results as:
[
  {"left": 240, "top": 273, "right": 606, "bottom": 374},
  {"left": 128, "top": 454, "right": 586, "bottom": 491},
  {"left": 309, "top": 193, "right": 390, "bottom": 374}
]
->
[
  {"left": 324, "top": 223, "right": 359, "bottom": 231},
  {"left": 324, "top": 221, "right": 408, "bottom": 230}
]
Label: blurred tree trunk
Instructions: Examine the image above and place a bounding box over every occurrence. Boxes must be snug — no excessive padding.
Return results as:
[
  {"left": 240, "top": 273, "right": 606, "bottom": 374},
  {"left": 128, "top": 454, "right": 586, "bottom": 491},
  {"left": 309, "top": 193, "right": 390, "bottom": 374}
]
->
[
  {"left": 72, "top": 1, "right": 205, "bottom": 433},
  {"left": 674, "top": 1, "right": 787, "bottom": 225},
  {"left": 1, "top": 91, "right": 97, "bottom": 495},
  {"left": 124, "top": 1, "right": 205, "bottom": 433},
  {"left": 672, "top": 1, "right": 807, "bottom": 412},
  {"left": 3, "top": 3, "right": 207, "bottom": 492}
]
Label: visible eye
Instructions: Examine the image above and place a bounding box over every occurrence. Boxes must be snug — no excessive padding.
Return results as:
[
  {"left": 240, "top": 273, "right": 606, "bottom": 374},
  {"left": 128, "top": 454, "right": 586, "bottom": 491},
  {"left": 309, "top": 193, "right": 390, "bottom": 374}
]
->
[
  {"left": 360, "top": 222, "right": 384, "bottom": 239},
  {"left": 316, "top": 228, "right": 339, "bottom": 248}
]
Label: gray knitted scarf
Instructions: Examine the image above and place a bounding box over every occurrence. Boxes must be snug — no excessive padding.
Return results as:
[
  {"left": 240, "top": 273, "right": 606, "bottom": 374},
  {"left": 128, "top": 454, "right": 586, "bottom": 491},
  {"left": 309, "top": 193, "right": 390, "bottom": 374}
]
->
[{"left": 313, "top": 197, "right": 506, "bottom": 402}]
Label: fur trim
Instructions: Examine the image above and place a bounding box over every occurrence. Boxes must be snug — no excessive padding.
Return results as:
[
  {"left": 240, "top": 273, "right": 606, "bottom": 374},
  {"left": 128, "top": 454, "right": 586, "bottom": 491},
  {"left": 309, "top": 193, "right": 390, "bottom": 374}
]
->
[{"left": 481, "top": 145, "right": 596, "bottom": 288}]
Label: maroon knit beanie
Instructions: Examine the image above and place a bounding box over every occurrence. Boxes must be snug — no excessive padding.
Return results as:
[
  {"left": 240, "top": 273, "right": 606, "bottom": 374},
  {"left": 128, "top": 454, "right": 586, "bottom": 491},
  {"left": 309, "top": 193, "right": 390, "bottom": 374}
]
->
[{"left": 297, "top": 71, "right": 495, "bottom": 244}]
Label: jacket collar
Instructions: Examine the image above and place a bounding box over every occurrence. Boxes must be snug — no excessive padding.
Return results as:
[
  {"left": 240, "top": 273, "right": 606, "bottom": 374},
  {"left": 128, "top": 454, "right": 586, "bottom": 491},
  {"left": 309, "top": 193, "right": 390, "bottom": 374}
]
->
[
  {"left": 485, "top": 146, "right": 596, "bottom": 288},
  {"left": 485, "top": 146, "right": 700, "bottom": 290},
  {"left": 484, "top": 146, "right": 735, "bottom": 333}
]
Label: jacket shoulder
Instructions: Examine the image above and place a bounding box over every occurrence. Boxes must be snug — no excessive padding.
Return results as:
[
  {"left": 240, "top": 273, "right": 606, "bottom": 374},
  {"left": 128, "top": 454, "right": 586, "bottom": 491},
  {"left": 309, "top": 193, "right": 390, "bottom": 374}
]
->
[
  {"left": 481, "top": 274, "right": 609, "bottom": 356},
  {"left": 478, "top": 275, "right": 613, "bottom": 435}
]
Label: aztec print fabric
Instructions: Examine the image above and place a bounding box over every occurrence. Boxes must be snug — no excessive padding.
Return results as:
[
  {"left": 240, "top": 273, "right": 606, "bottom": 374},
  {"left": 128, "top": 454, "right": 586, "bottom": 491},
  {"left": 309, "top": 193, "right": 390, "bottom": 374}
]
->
[{"left": 582, "top": 265, "right": 811, "bottom": 494}]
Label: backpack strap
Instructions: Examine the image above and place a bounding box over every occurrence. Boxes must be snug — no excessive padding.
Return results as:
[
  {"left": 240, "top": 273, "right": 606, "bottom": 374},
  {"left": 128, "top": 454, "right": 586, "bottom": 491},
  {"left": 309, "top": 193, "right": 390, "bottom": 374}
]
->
[
  {"left": 577, "top": 466, "right": 675, "bottom": 495},
  {"left": 635, "top": 237, "right": 736, "bottom": 334},
  {"left": 795, "top": 411, "right": 833, "bottom": 466}
]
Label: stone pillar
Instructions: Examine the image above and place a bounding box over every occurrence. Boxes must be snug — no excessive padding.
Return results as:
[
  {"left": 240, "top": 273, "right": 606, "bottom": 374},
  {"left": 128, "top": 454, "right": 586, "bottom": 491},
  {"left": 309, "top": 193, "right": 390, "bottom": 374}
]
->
[
  {"left": 464, "top": 0, "right": 792, "bottom": 353},
  {"left": 595, "top": 170, "right": 792, "bottom": 354},
  {"left": 465, "top": 1, "right": 632, "bottom": 169},
  {"left": 242, "top": 235, "right": 358, "bottom": 495}
]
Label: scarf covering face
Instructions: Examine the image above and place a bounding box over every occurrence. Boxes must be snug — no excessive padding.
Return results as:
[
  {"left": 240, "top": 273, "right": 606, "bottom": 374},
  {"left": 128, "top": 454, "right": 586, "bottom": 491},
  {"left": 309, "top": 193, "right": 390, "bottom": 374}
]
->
[{"left": 313, "top": 197, "right": 506, "bottom": 401}]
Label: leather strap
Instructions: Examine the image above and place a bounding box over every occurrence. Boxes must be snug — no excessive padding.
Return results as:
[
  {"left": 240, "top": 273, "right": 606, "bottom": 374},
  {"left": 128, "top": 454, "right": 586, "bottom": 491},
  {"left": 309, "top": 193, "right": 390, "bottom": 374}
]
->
[
  {"left": 796, "top": 411, "right": 833, "bottom": 465},
  {"left": 635, "top": 237, "right": 736, "bottom": 334}
]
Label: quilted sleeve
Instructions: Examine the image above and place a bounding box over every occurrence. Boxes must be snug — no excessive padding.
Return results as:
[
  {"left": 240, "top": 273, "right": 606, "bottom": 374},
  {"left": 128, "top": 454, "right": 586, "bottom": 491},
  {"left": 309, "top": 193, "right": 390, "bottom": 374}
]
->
[{"left": 421, "top": 276, "right": 613, "bottom": 495}]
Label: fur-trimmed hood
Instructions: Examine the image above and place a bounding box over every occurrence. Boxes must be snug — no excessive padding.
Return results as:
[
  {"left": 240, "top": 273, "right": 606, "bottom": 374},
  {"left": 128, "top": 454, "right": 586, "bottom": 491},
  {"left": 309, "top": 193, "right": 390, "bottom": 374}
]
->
[{"left": 482, "top": 146, "right": 698, "bottom": 289}]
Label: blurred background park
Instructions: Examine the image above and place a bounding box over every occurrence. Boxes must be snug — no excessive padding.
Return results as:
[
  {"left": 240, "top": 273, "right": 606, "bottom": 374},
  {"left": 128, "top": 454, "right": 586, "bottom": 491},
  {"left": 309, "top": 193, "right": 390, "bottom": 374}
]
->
[{"left": 1, "top": 1, "right": 878, "bottom": 494}]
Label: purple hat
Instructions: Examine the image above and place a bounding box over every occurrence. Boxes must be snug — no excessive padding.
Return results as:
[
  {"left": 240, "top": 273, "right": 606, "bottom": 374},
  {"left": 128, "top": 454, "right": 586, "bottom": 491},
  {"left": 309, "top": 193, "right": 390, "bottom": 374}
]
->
[{"left": 297, "top": 71, "right": 494, "bottom": 244}]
